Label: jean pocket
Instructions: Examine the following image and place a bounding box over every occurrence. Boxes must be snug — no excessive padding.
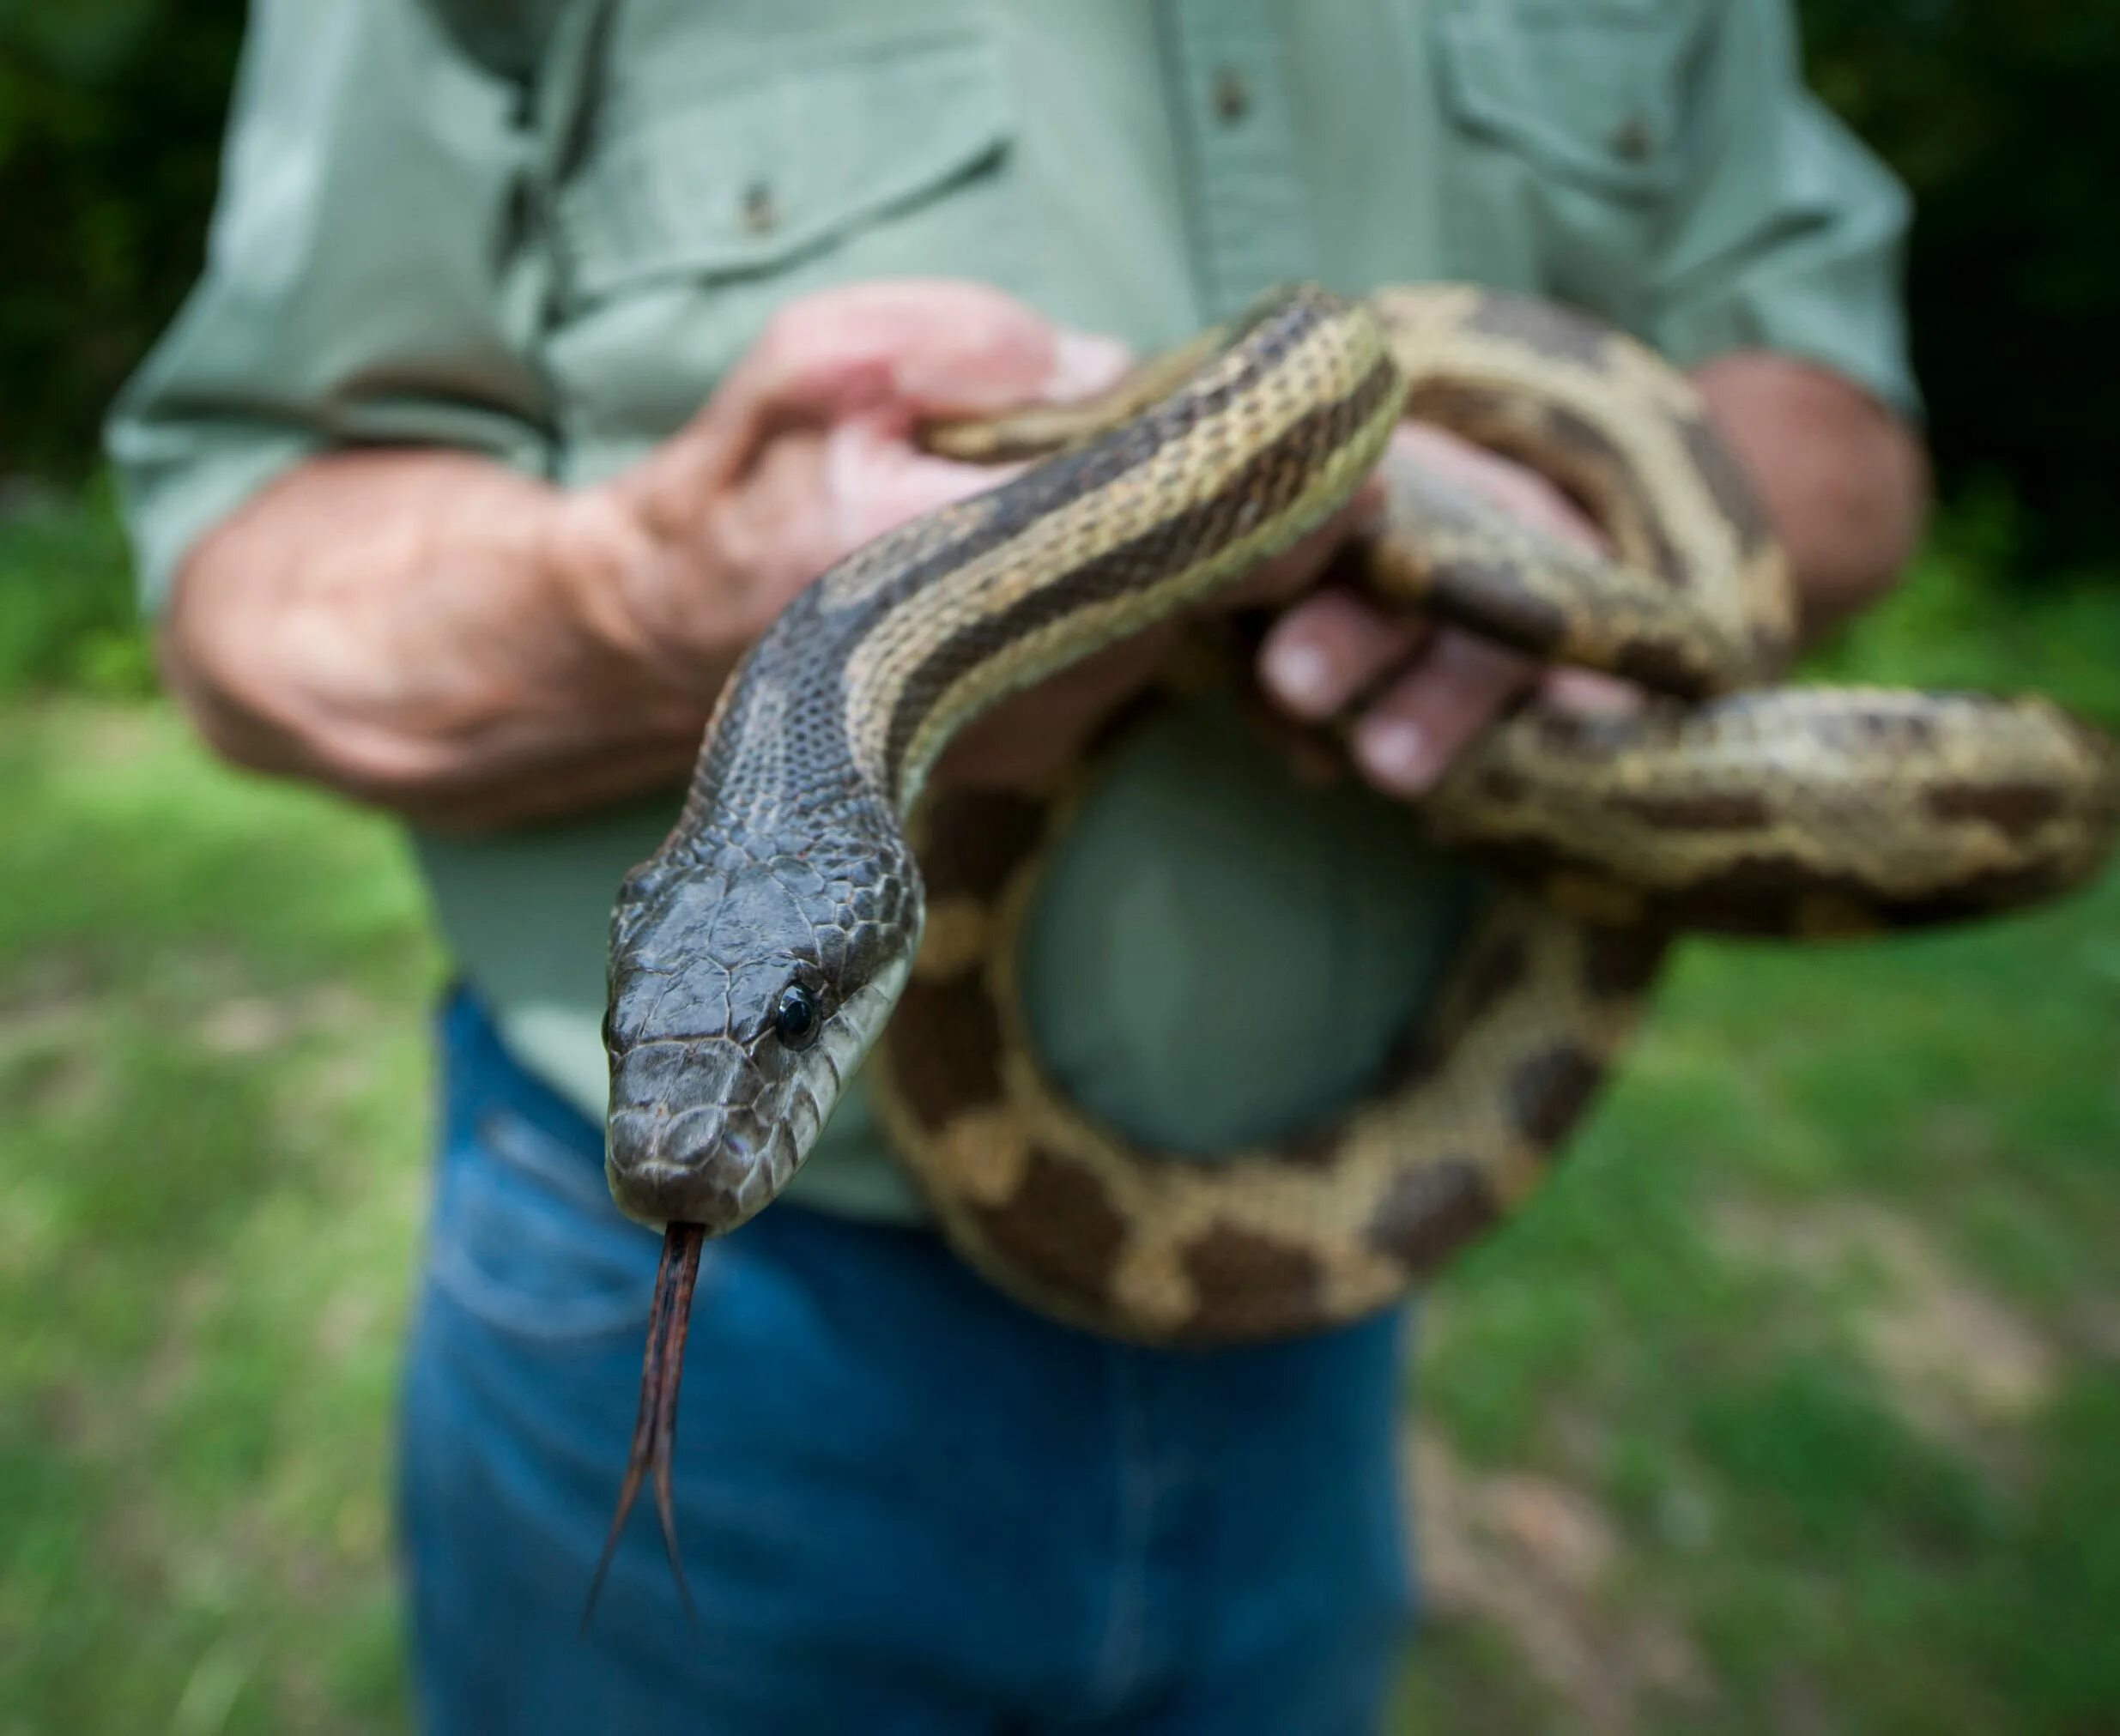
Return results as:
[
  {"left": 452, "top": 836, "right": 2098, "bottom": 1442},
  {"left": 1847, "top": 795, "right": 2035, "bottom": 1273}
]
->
[{"left": 426, "top": 1104, "right": 662, "bottom": 1342}]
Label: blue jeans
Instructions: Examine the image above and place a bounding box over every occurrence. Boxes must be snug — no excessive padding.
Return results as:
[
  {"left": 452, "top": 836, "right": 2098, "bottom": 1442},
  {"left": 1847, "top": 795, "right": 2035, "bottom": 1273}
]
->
[{"left": 399, "top": 991, "right": 1414, "bottom": 1734}]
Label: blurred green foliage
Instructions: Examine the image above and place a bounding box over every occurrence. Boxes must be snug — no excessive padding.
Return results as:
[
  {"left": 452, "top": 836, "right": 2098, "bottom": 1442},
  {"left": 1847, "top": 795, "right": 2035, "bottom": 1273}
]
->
[
  {"left": 0, "top": 476, "right": 154, "bottom": 694},
  {"left": 1802, "top": 0, "right": 2120, "bottom": 568},
  {"left": 1, "top": 0, "right": 2117, "bottom": 560},
  {"left": 0, "top": 0, "right": 245, "bottom": 477}
]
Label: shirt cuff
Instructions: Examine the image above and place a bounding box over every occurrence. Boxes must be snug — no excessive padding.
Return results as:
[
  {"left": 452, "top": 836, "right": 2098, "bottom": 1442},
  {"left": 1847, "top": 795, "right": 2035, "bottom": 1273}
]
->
[{"left": 1656, "top": 263, "right": 1923, "bottom": 426}]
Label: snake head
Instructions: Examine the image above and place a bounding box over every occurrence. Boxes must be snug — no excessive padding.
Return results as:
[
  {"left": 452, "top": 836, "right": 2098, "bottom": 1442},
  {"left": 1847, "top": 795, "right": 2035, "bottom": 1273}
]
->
[{"left": 602, "top": 850, "right": 918, "bottom": 1232}]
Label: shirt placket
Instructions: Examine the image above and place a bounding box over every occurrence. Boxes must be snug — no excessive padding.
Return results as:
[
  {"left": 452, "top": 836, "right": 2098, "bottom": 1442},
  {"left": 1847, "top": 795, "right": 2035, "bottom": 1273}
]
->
[{"left": 1160, "top": 0, "right": 1317, "bottom": 318}]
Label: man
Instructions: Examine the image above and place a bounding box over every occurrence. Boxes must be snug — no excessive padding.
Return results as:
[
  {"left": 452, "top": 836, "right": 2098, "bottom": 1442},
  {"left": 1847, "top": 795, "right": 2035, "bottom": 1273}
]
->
[{"left": 110, "top": 2, "right": 1927, "bottom": 1730}]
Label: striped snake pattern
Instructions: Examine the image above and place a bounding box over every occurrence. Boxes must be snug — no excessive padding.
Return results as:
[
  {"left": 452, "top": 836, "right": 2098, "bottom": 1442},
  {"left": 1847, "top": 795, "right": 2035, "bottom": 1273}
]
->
[{"left": 585, "top": 287, "right": 2116, "bottom": 1591}]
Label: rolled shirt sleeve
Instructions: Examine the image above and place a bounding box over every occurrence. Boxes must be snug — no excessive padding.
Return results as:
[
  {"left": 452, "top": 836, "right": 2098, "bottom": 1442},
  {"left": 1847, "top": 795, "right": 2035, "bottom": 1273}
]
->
[
  {"left": 104, "top": 0, "right": 554, "bottom": 608},
  {"left": 1644, "top": 0, "right": 1919, "bottom": 417}
]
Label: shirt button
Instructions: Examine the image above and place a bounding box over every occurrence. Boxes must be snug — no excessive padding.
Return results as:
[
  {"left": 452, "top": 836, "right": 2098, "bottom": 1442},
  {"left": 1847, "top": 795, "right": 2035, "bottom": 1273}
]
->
[
  {"left": 1210, "top": 68, "right": 1251, "bottom": 124},
  {"left": 741, "top": 181, "right": 778, "bottom": 235}
]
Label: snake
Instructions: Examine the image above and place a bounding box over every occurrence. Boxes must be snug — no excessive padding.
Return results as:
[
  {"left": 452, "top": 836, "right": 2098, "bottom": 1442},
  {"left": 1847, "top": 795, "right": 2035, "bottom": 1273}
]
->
[{"left": 582, "top": 284, "right": 2118, "bottom": 1604}]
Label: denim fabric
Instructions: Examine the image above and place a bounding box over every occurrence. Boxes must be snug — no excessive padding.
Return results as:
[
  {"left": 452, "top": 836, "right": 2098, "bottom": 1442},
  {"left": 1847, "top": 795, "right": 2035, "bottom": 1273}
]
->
[{"left": 398, "top": 991, "right": 1414, "bottom": 1733}]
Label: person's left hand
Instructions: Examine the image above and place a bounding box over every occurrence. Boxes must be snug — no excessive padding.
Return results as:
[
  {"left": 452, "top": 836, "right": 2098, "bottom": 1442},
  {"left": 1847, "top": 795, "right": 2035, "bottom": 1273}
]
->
[{"left": 1252, "top": 422, "right": 1638, "bottom": 795}]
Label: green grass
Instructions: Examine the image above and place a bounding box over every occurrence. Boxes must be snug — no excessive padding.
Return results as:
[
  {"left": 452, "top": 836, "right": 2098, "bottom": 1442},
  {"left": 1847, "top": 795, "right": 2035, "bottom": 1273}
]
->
[{"left": 3, "top": 485, "right": 2117, "bottom": 1732}]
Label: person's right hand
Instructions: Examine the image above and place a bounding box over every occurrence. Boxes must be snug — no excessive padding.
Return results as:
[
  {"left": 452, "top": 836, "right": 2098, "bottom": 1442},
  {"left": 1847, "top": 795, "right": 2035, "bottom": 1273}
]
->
[
  {"left": 556, "top": 277, "right": 1381, "bottom": 789},
  {"left": 558, "top": 280, "right": 1134, "bottom": 692}
]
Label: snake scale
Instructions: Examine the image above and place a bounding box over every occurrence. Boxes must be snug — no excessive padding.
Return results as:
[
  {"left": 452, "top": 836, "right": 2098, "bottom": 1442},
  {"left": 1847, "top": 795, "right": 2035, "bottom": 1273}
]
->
[{"left": 585, "top": 285, "right": 2117, "bottom": 1596}]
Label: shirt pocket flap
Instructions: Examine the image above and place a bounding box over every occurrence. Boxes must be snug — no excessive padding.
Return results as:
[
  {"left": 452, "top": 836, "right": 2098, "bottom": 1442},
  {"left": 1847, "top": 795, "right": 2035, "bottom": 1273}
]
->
[
  {"left": 1433, "top": 3, "right": 1694, "bottom": 202},
  {"left": 560, "top": 27, "right": 1010, "bottom": 299}
]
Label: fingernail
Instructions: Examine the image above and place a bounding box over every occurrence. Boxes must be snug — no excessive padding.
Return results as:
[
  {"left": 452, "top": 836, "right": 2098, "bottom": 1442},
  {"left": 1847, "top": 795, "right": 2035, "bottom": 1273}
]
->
[
  {"left": 1357, "top": 717, "right": 1432, "bottom": 793},
  {"left": 1045, "top": 330, "right": 1133, "bottom": 401},
  {"left": 1264, "top": 638, "right": 1334, "bottom": 715}
]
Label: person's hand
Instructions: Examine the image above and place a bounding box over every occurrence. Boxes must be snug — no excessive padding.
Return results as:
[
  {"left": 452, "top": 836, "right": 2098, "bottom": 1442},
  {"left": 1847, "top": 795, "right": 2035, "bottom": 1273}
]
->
[
  {"left": 561, "top": 280, "right": 1132, "bottom": 687},
  {"left": 1254, "top": 423, "right": 1636, "bottom": 797},
  {"left": 562, "top": 277, "right": 1375, "bottom": 789}
]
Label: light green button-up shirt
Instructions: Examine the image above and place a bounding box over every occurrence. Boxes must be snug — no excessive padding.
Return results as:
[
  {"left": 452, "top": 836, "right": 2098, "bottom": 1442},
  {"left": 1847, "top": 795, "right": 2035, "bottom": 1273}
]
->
[{"left": 110, "top": 0, "right": 1916, "bottom": 1223}]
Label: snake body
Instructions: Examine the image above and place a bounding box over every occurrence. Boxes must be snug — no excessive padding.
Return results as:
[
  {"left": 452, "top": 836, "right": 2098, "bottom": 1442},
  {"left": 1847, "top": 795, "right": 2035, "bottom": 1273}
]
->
[{"left": 601, "top": 285, "right": 2117, "bottom": 1347}]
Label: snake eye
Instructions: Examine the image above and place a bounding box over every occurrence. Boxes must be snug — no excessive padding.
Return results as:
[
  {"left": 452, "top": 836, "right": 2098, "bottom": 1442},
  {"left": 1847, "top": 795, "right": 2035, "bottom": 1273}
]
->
[{"left": 772, "top": 983, "right": 821, "bottom": 1050}]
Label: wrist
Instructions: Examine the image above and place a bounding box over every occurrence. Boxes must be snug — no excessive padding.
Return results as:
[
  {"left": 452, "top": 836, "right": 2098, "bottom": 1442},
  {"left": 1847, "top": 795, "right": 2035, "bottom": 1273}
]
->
[
  {"left": 1690, "top": 353, "right": 1929, "bottom": 639},
  {"left": 544, "top": 480, "right": 742, "bottom": 705}
]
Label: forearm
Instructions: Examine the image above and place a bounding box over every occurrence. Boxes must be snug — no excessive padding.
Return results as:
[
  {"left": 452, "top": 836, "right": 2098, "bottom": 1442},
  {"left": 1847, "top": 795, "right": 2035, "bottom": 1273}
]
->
[
  {"left": 1692, "top": 352, "right": 1931, "bottom": 641},
  {"left": 160, "top": 339, "right": 1923, "bottom": 837},
  {"left": 160, "top": 451, "right": 715, "bottom": 831}
]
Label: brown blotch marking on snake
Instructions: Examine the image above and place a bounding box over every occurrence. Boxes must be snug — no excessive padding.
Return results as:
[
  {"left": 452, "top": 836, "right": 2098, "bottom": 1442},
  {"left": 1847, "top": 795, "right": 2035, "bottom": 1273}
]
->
[
  {"left": 1422, "top": 555, "right": 1572, "bottom": 656},
  {"left": 1456, "top": 842, "right": 1879, "bottom": 935},
  {"left": 1277, "top": 1117, "right": 1351, "bottom": 1170},
  {"left": 969, "top": 1147, "right": 1129, "bottom": 1310},
  {"left": 1609, "top": 789, "right": 1774, "bottom": 832},
  {"left": 1398, "top": 380, "right": 1495, "bottom": 435},
  {"left": 1507, "top": 1045, "right": 1605, "bottom": 1147},
  {"left": 1463, "top": 293, "right": 1613, "bottom": 370},
  {"left": 1925, "top": 780, "right": 2066, "bottom": 843},
  {"left": 1676, "top": 410, "right": 1772, "bottom": 548},
  {"left": 1378, "top": 1025, "right": 1447, "bottom": 1094},
  {"left": 1179, "top": 1225, "right": 1324, "bottom": 1328},
  {"left": 1699, "top": 858, "right": 2080, "bottom": 933},
  {"left": 1641, "top": 853, "right": 1873, "bottom": 933},
  {"left": 917, "top": 789, "right": 1048, "bottom": 898},
  {"left": 1362, "top": 1156, "right": 1499, "bottom": 1273},
  {"left": 886, "top": 973, "right": 1004, "bottom": 1131},
  {"left": 1533, "top": 402, "right": 1688, "bottom": 590},
  {"left": 1455, "top": 930, "right": 1531, "bottom": 1024},
  {"left": 1592, "top": 852, "right": 2080, "bottom": 935},
  {"left": 1478, "top": 765, "right": 1531, "bottom": 806},
  {"left": 1578, "top": 925, "right": 1669, "bottom": 1001},
  {"left": 1610, "top": 632, "right": 1717, "bottom": 699},
  {"left": 1395, "top": 378, "right": 1687, "bottom": 586}
]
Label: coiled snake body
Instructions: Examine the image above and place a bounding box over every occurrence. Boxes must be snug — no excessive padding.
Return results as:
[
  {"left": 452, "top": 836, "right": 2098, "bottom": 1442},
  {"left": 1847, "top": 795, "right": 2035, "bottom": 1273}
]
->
[{"left": 587, "top": 286, "right": 2116, "bottom": 1595}]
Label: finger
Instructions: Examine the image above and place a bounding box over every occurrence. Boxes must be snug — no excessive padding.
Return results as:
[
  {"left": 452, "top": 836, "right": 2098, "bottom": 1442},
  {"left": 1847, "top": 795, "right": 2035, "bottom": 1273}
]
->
[
  {"left": 1351, "top": 628, "right": 1536, "bottom": 796},
  {"left": 1258, "top": 590, "right": 1425, "bottom": 722},
  {"left": 737, "top": 281, "right": 1129, "bottom": 426},
  {"left": 663, "top": 282, "right": 1130, "bottom": 505},
  {"left": 1540, "top": 667, "right": 1645, "bottom": 717},
  {"left": 821, "top": 420, "right": 1027, "bottom": 554},
  {"left": 1390, "top": 422, "right": 1606, "bottom": 552}
]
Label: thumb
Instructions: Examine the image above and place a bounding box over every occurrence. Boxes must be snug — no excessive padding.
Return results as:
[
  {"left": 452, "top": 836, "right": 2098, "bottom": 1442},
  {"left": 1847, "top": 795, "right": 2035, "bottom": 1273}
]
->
[{"left": 627, "top": 281, "right": 1129, "bottom": 535}]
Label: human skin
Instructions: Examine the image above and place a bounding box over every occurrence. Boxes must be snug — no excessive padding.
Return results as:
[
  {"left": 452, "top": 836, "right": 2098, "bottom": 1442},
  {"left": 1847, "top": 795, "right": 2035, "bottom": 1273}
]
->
[{"left": 157, "top": 281, "right": 1928, "bottom": 830}]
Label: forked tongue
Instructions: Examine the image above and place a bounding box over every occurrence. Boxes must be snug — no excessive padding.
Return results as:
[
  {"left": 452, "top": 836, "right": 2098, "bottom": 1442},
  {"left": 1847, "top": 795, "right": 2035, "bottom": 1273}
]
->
[{"left": 581, "top": 1222, "right": 706, "bottom": 1629}]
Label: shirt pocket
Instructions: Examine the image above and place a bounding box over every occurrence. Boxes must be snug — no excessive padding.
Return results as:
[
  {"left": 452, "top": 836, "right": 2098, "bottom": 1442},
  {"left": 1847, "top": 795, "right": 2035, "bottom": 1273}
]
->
[
  {"left": 554, "top": 22, "right": 1017, "bottom": 308},
  {"left": 1431, "top": 0, "right": 1700, "bottom": 203},
  {"left": 1427, "top": 0, "right": 1708, "bottom": 318}
]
